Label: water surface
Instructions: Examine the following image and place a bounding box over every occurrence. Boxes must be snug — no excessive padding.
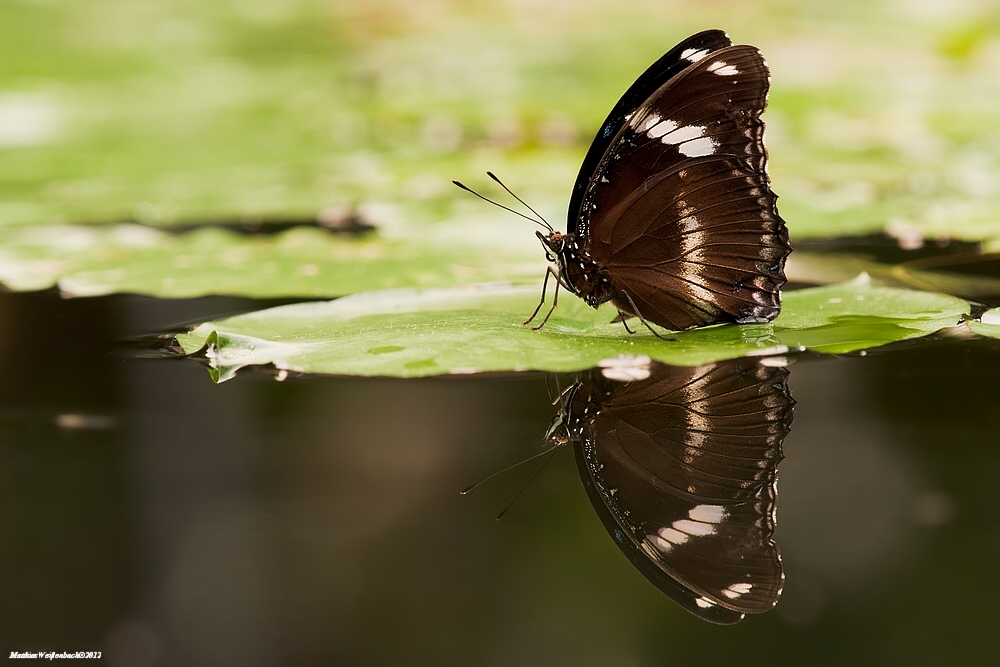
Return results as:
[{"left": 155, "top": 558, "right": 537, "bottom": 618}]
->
[{"left": 1, "top": 288, "right": 998, "bottom": 666}]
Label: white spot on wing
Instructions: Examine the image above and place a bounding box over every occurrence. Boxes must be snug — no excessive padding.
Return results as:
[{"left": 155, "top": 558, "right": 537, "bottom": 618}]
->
[
  {"left": 695, "top": 597, "right": 715, "bottom": 609},
  {"left": 651, "top": 536, "right": 673, "bottom": 553},
  {"left": 707, "top": 60, "right": 739, "bottom": 76},
  {"left": 678, "top": 136, "right": 718, "bottom": 157},
  {"left": 655, "top": 526, "right": 690, "bottom": 549},
  {"left": 660, "top": 124, "right": 704, "bottom": 144},
  {"left": 646, "top": 118, "right": 679, "bottom": 139},
  {"left": 689, "top": 505, "right": 727, "bottom": 524},
  {"left": 722, "top": 582, "right": 753, "bottom": 599},
  {"left": 673, "top": 518, "right": 716, "bottom": 536},
  {"left": 637, "top": 113, "right": 662, "bottom": 133},
  {"left": 681, "top": 47, "right": 710, "bottom": 62}
]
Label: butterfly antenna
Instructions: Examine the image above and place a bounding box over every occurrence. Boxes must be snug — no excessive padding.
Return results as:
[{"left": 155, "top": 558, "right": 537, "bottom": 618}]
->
[
  {"left": 452, "top": 180, "right": 552, "bottom": 232},
  {"left": 496, "top": 447, "right": 559, "bottom": 521},
  {"left": 486, "top": 171, "right": 554, "bottom": 232},
  {"left": 460, "top": 445, "right": 559, "bottom": 495}
]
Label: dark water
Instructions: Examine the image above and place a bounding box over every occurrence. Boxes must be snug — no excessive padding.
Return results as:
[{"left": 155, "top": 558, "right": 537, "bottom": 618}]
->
[{"left": 2, "top": 288, "right": 999, "bottom": 666}]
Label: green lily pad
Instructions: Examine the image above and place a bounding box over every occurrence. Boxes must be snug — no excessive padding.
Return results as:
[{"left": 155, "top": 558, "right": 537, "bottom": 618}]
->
[
  {"left": 0, "top": 223, "right": 545, "bottom": 297},
  {"left": 175, "top": 275, "right": 969, "bottom": 381},
  {"left": 968, "top": 308, "right": 1000, "bottom": 339}
]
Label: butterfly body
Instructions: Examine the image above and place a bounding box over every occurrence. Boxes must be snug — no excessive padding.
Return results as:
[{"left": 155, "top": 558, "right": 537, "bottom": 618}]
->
[
  {"left": 537, "top": 31, "right": 790, "bottom": 332},
  {"left": 538, "top": 230, "right": 615, "bottom": 308}
]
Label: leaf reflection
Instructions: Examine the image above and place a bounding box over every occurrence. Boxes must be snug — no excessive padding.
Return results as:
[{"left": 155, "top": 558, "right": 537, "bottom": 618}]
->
[{"left": 550, "top": 357, "right": 795, "bottom": 624}]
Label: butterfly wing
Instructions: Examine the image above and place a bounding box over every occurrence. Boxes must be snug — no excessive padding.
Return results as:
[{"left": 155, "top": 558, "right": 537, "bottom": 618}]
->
[
  {"left": 577, "top": 442, "right": 783, "bottom": 621},
  {"left": 575, "top": 441, "right": 749, "bottom": 625},
  {"left": 567, "top": 29, "right": 733, "bottom": 231},
  {"left": 581, "top": 45, "right": 790, "bottom": 331},
  {"left": 571, "top": 361, "right": 792, "bottom": 621},
  {"left": 590, "top": 361, "right": 791, "bottom": 503}
]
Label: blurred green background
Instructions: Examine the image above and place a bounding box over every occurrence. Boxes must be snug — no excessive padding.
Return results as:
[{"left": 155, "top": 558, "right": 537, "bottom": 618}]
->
[{"left": 4, "top": 0, "right": 1000, "bottom": 289}]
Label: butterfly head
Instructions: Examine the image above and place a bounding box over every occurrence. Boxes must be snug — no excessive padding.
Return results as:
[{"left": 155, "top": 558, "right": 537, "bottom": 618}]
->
[
  {"left": 544, "top": 381, "right": 583, "bottom": 445},
  {"left": 536, "top": 230, "right": 566, "bottom": 262},
  {"left": 544, "top": 413, "right": 571, "bottom": 445}
]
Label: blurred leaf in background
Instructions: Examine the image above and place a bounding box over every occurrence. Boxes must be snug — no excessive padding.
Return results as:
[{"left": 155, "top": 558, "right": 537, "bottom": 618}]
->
[{"left": 3, "top": 0, "right": 1000, "bottom": 300}]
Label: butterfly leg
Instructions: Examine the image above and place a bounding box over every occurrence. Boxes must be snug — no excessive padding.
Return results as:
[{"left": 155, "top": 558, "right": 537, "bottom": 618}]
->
[
  {"left": 524, "top": 265, "right": 562, "bottom": 330},
  {"left": 552, "top": 379, "right": 578, "bottom": 406},
  {"left": 523, "top": 265, "right": 555, "bottom": 326},
  {"left": 619, "top": 290, "right": 674, "bottom": 341},
  {"left": 532, "top": 278, "right": 561, "bottom": 330},
  {"left": 617, "top": 313, "right": 636, "bottom": 334}
]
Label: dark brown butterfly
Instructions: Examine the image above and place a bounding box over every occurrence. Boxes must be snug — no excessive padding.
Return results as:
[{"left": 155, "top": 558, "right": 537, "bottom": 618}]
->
[
  {"left": 548, "top": 357, "right": 794, "bottom": 623},
  {"left": 458, "top": 30, "right": 790, "bottom": 334}
]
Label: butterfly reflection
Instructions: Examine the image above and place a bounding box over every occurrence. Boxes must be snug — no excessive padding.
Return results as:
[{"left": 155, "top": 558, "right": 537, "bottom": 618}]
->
[{"left": 548, "top": 357, "right": 794, "bottom": 624}]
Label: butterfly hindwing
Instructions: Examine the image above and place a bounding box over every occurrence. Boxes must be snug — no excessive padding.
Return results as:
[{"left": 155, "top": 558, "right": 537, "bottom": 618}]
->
[{"left": 604, "top": 159, "right": 788, "bottom": 329}]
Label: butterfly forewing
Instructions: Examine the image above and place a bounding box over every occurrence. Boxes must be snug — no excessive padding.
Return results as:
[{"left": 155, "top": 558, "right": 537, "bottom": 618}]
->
[
  {"left": 568, "top": 29, "right": 733, "bottom": 232},
  {"left": 628, "top": 46, "right": 771, "bottom": 173},
  {"left": 591, "top": 443, "right": 784, "bottom": 614},
  {"left": 575, "top": 439, "right": 749, "bottom": 625},
  {"left": 651, "top": 487, "right": 782, "bottom": 614},
  {"left": 580, "top": 45, "right": 790, "bottom": 331}
]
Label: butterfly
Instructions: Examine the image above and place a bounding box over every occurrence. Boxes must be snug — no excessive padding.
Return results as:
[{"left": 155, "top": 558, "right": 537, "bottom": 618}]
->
[
  {"left": 458, "top": 30, "right": 790, "bottom": 334},
  {"left": 547, "top": 357, "right": 794, "bottom": 623}
]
